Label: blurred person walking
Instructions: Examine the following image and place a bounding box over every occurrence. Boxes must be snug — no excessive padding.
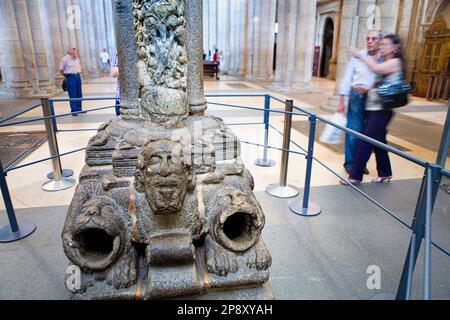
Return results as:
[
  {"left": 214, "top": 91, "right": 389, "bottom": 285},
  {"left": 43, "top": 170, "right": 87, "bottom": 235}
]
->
[
  {"left": 342, "top": 34, "right": 407, "bottom": 185},
  {"left": 337, "top": 30, "right": 383, "bottom": 175}
]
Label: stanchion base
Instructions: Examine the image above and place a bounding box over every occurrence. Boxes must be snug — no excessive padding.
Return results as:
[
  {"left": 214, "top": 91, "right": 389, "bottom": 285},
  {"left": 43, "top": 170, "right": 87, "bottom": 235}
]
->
[
  {"left": 266, "top": 184, "right": 299, "bottom": 198},
  {"left": 42, "top": 177, "right": 77, "bottom": 192},
  {"left": 47, "top": 169, "right": 74, "bottom": 180},
  {"left": 289, "top": 201, "right": 321, "bottom": 217},
  {"left": 371, "top": 292, "right": 396, "bottom": 300},
  {"left": 0, "top": 221, "right": 36, "bottom": 243},
  {"left": 254, "top": 158, "right": 276, "bottom": 167}
]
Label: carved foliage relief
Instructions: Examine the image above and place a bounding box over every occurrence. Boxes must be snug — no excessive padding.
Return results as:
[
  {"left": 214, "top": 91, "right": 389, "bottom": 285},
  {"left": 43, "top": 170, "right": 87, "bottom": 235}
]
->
[{"left": 134, "top": 0, "right": 188, "bottom": 122}]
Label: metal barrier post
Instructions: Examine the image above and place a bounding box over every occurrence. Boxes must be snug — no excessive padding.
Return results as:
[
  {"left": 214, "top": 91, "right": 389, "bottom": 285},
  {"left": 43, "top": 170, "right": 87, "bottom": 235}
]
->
[
  {"left": 255, "top": 95, "right": 276, "bottom": 167},
  {"left": 41, "top": 98, "right": 76, "bottom": 191},
  {"left": 46, "top": 99, "right": 74, "bottom": 180},
  {"left": 266, "top": 100, "right": 299, "bottom": 198},
  {"left": 289, "top": 114, "right": 322, "bottom": 216},
  {"left": 49, "top": 99, "right": 58, "bottom": 132},
  {"left": 424, "top": 166, "right": 433, "bottom": 300},
  {"left": 0, "top": 160, "right": 36, "bottom": 242},
  {"left": 396, "top": 163, "right": 441, "bottom": 300}
]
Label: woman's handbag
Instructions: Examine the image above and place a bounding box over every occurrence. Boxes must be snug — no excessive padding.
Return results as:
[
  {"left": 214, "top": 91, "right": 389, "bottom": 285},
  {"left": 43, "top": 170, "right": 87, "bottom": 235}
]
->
[{"left": 377, "top": 81, "right": 411, "bottom": 109}]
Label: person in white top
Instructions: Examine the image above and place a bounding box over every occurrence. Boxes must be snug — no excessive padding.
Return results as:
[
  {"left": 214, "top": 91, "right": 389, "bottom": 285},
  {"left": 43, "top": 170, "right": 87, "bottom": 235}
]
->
[
  {"left": 100, "top": 48, "right": 110, "bottom": 76},
  {"left": 59, "top": 47, "right": 83, "bottom": 115},
  {"left": 337, "top": 30, "right": 382, "bottom": 174},
  {"left": 341, "top": 33, "right": 405, "bottom": 185}
]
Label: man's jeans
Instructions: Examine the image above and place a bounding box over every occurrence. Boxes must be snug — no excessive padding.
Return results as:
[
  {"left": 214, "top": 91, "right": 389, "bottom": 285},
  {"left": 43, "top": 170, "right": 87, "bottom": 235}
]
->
[
  {"left": 344, "top": 91, "right": 367, "bottom": 170},
  {"left": 65, "top": 74, "right": 83, "bottom": 113}
]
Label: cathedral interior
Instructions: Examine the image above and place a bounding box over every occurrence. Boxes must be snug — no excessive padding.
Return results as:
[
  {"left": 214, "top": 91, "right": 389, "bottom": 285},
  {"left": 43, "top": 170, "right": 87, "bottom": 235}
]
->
[{"left": 0, "top": 0, "right": 449, "bottom": 300}]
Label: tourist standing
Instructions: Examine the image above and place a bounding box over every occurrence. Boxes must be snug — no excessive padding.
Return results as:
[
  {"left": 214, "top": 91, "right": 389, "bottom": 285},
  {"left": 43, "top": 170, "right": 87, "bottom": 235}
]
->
[
  {"left": 100, "top": 48, "right": 110, "bottom": 76},
  {"left": 59, "top": 48, "right": 83, "bottom": 116},
  {"left": 213, "top": 48, "right": 220, "bottom": 80}
]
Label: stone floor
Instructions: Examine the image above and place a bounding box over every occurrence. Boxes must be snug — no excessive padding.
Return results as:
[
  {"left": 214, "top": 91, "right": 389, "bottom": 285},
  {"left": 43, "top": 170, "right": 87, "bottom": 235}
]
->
[{"left": 0, "top": 76, "right": 449, "bottom": 300}]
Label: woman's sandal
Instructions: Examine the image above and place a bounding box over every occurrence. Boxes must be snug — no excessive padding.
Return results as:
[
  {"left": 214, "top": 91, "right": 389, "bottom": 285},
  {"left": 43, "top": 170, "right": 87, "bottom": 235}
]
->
[{"left": 371, "top": 176, "right": 392, "bottom": 183}]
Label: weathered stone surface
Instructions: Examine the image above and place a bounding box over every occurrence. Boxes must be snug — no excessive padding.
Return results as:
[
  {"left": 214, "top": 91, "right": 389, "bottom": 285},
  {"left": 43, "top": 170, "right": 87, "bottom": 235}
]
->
[{"left": 62, "top": 0, "right": 271, "bottom": 300}]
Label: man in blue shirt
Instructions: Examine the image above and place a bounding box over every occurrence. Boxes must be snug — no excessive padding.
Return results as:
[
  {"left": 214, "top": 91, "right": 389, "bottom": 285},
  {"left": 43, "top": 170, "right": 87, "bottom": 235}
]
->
[{"left": 337, "top": 30, "right": 382, "bottom": 174}]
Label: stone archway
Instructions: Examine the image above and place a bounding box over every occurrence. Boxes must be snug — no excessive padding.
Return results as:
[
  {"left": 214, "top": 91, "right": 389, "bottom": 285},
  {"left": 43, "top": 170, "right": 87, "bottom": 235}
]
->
[{"left": 320, "top": 17, "right": 334, "bottom": 78}]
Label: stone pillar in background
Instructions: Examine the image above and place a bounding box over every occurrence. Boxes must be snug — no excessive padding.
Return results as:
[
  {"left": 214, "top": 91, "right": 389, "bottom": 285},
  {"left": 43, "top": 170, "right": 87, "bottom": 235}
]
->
[
  {"left": 202, "top": 0, "right": 210, "bottom": 58},
  {"left": 104, "top": 0, "right": 117, "bottom": 54},
  {"left": 321, "top": 0, "right": 377, "bottom": 111},
  {"left": 252, "top": 0, "right": 276, "bottom": 80},
  {"left": 274, "top": 0, "right": 299, "bottom": 87},
  {"left": 228, "top": 0, "right": 237, "bottom": 74},
  {"left": 217, "top": 0, "right": 228, "bottom": 74},
  {"left": 292, "top": 0, "right": 317, "bottom": 88},
  {"left": 378, "top": 0, "right": 401, "bottom": 33},
  {"left": 273, "top": 0, "right": 288, "bottom": 85},
  {"left": 64, "top": 0, "right": 79, "bottom": 52},
  {"left": 238, "top": 0, "right": 248, "bottom": 76},
  {"left": 94, "top": 0, "right": 109, "bottom": 57},
  {"left": 56, "top": 0, "right": 70, "bottom": 52},
  {"left": 203, "top": 0, "right": 218, "bottom": 58},
  {"left": 0, "top": 0, "right": 34, "bottom": 97},
  {"left": 113, "top": 0, "right": 140, "bottom": 120},
  {"left": 211, "top": 0, "right": 218, "bottom": 54},
  {"left": 244, "top": 0, "right": 256, "bottom": 79},
  {"left": 38, "top": 0, "right": 65, "bottom": 84},
  {"left": 224, "top": 0, "right": 232, "bottom": 75},
  {"left": 186, "top": 0, "right": 207, "bottom": 115},
  {"left": 27, "top": 0, "right": 56, "bottom": 94},
  {"left": 13, "top": 0, "right": 40, "bottom": 93},
  {"left": 84, "top": 0, "right": 100, "bottom": 77}
]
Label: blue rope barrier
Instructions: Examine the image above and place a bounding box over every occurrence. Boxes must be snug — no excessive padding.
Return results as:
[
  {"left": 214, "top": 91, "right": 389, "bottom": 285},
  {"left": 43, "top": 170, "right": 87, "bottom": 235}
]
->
[
  {"left": 0, "top": 103, "right": 43, "bottom": 125},
  {"left": 268, "top": 123, "right": 413, "bottom": 229},
  {"left": 205, "top": 94, "right": 267, "bottom": 98},
  {"left": 50, "top": 97, "right": 117, "bottom": 102},
  {"left": 5, "top": 147, "right": 86, "bottom": 173},
  {"left": 290, "top": 105, "right": 429, "bottom": 168},
  {"left": 441, "top": 168, "right": 450, "bottom": 178},
  {"left": 0, "top": 105, "right": 117, "bottom": 128},
  {"left": 226, "top": 122, "right": 264, "bottom": 126},
  {"left": 240, "top": 140, "right": 307, "bottom": 157},
  {"left": 207, "top": 101, "right": 308, "bottom": 117},
  {"left": 56, "top": 129, "right": 100, "bottom": 132},
  {"left": 269, "top": 120, "right": 450, "bottom": 257}
]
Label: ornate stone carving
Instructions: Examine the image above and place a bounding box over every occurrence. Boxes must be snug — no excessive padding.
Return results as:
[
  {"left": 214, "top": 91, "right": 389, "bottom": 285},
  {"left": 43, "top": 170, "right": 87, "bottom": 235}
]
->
[
  {"left": 134, "top": 0, "right": 188, "bottom": 123},
  {"left": 135, "top": 139, "right": 193, "bottom": 215},
  {"left": 62, "top": 0, "right": 271, "bottom": 300}
]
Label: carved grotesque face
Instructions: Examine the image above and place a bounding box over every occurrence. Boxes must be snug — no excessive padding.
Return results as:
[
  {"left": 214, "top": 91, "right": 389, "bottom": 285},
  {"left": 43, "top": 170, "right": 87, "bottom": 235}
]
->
[{"left": 135, "top": 139, "right": 191, "bottom": 215}]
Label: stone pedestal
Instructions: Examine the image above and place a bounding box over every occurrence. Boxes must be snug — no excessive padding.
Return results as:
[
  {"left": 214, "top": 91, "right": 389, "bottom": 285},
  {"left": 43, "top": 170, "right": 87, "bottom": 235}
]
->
[{"left": 62, "top": 0, "right": 272, "bottom": 300}]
